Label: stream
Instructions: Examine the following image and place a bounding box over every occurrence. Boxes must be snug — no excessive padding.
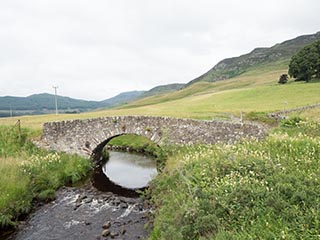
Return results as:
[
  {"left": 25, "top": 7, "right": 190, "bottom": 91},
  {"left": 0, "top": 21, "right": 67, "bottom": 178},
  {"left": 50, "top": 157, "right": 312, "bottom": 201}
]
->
[{"left": 5, "top": 151, "right": 157, "bottom": 240}]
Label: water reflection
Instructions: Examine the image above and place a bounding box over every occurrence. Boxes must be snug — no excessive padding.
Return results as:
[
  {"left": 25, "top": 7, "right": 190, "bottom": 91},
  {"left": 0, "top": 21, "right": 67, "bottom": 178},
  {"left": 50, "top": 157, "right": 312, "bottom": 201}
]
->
[{"left": 102, "top": 151, "right": 157, "bottom": 189}]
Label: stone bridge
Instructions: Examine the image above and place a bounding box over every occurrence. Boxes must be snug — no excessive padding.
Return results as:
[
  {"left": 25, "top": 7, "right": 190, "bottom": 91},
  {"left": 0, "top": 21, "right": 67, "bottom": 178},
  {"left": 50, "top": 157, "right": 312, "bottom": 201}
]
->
[{"left": 41, "top": 116, "right": 266, "bottom": 156}]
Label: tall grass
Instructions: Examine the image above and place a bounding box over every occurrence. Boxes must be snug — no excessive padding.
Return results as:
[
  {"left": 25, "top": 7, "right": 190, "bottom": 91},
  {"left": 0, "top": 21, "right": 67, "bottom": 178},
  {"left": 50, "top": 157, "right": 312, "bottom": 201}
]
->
[
  {"left": 0, "top": 125, "right": 91, "bottom": 228},
  {"left": 0, "top": 157, "right": 31, "bottom": 227},
  {"left": 149, "top": 119, "right": 320, "bottom": 239}
]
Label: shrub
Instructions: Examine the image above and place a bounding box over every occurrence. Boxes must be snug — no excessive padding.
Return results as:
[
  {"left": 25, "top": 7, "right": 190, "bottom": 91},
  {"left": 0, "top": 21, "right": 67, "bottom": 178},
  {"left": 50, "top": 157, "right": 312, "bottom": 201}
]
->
[{"left": 278, "top": 74, "right": 288, "bottom": 84}]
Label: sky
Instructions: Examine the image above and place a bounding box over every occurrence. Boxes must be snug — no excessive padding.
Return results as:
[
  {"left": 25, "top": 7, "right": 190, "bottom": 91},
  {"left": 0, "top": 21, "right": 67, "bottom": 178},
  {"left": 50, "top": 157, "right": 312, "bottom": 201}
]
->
[{"left": 0, "top": 0, "right": 319, "bottom": 101}]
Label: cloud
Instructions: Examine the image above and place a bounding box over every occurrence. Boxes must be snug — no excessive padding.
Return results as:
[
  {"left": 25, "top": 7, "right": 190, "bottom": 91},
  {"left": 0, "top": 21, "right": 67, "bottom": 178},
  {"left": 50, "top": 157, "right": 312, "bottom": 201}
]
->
[{"left": 0, "top": 0, "right": 319, "bottom": 100}]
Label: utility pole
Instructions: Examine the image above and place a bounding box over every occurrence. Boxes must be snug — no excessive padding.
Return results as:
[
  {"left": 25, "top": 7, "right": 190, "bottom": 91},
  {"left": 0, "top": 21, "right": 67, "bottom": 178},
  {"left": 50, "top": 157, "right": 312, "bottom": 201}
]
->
[
  {"left": 10, "top": 104, "right": 13, "bottom": 117},
  {"left": 53, "top": 86, "right": 59, "bottom": 115}
]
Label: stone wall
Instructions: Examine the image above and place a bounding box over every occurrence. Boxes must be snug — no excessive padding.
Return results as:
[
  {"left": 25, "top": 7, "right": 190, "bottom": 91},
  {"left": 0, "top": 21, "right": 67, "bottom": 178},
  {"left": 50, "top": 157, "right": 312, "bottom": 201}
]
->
[
  {"left": 41, "top": 116, "right": 266, "bottom": 155},
  {"left": 268, "top": 103, "right": 320, "bottom": 120}
]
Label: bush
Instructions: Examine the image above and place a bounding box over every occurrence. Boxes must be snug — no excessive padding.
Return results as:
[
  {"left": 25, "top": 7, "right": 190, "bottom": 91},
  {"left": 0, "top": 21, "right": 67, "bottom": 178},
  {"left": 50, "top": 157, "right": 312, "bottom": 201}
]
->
[{"left": 278, "top": 74, "right": 288, "bottom": 84}]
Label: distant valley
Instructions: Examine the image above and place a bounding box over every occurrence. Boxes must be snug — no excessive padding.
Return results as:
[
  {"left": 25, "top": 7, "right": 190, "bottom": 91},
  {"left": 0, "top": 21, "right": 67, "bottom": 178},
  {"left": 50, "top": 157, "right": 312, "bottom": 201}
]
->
[
  {"left": 0, "top": 84, "right": 185, "bottom": 118},
  {"left": 1, "top": 31, "right": 319, "bottom": 118}
]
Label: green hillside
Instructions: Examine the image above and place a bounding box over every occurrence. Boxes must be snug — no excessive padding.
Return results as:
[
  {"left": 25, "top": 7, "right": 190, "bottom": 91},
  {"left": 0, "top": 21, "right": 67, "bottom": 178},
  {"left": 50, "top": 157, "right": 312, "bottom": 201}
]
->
[
  {"left": 0, "top": 93, "right": 106, "bottom": 118},
  {"left": 187, "top": 31, "right": 320, "bottom": 85},
  {"left": 140, "top": 83, "right": 186, "bottom": 98},
  {"left": 99, "top": 90, "right": 145, "bottom": 107},
  {"left": 112, "top": 70, "right": 320, "bottom": 121},
  {"left": 119, "top": 60, "right": 289, "bottom": 110},
  {"left": 1, "top": 32, "right": 320, "bottom": 129},
  {"left": 117, "top": 31, "right": 320, "bottom": 112},
  {"left": 2, "top": 63, "right": 318, "bottom": 130}
]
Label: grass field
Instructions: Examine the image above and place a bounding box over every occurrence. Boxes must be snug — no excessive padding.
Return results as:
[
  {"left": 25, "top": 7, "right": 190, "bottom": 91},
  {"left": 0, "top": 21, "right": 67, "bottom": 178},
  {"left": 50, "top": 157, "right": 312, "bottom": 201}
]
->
[
  {"left": 0, "top": 61, "right": 319, "bottom": 131},
  {"left": 297, "top": 107, "right": 320, "bottom": 122}
]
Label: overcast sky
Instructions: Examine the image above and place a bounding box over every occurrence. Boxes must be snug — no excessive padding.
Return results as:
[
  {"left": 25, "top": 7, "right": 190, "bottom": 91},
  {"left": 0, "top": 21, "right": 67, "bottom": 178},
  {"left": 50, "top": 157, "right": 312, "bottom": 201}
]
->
[{"left": 0, "top": 0, "right": 319, "bottom": 100}]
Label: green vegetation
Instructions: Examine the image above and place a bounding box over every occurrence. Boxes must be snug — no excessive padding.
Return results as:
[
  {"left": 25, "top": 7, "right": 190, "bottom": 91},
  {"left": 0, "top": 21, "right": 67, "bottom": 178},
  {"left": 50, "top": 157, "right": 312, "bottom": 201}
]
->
[
  {"left": 244, "top": 111, "right": 277, "bottom": 125},
  {"left": 140, "top": 83, "right": 186, "bottom": 98},
  {"left": 289, "top": 40, "right": 320, "bottom": 81},
  {"left": 278, "top": 74, "right": 288, "bottom": 84},
  {"left": 116, "top": 79, "right": 320, "bottom": 121},
  {"left": 149, "top": 119, "right": 320, "bottom": 239},
  {"left": 107, "top": 134, "right": 167, "bottom": 169},
  {"left": 296, "top": 107, "right": 320, "bottom": 122},
  {"left": 0, "top": 125, "right": 91, "bottom": 228},
  {"left": 108, "top": 134, "right": 159, "bottom": 156},
  {"left": 0, "top": 93, "right": 105, "bottom": 112}
]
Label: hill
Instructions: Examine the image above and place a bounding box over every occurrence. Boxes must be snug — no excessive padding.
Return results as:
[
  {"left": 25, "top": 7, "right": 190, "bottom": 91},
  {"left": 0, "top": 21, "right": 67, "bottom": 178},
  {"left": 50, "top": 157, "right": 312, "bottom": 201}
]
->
[
  {"left": 187, "top": 31, "right": 320, "bottom": 85},
  {"left": 115, "top": 31, "right": 320, "bottom": 110},
  {"left": 0, "top": 83, "right": 186, "bottom": 117},
  {"left": 4, "top": 31, "right": 319, "bottom": 118},
  {"left": 140, "top": 83, "right": 186, "bottom": 98},
  {"left": 0, "top": 31, "right": 320, "bottom": 127},
  {"left": 99, "top": 91, "right": 145, "bottom": 107},
  {"left": 0, "top": 91, "right": 145, "bottom": 117},
  {"left": 0, "top": 93, "right": 105, "bottom": 117},
  {"left": 100, "top": 83, "right": 186, "bottom": 108}
]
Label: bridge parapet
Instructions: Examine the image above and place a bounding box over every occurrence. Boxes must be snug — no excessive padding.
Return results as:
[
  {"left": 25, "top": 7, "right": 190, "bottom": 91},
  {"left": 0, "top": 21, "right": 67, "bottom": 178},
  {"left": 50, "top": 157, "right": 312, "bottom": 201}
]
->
[{"left": 42, "top": 116, "right": 266, "bottom": 155}]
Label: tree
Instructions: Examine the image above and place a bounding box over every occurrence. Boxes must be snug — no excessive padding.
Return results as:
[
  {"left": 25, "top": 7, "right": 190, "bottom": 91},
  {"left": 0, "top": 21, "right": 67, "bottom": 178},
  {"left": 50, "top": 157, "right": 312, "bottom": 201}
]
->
[
  {"left": 288, "top": 40, "right": 320, "bottom": 82},
  {"left": 278, "top": 74, "right": 288, "bottom": 84}
]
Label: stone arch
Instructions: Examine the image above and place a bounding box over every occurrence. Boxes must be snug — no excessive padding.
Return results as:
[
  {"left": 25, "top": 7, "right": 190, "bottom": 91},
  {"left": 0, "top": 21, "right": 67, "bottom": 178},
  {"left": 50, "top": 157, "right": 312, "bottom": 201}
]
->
[
  {"left": 41, "top": 116, "right": 266, "bottom": 155},
  {"left": 92, "top": 134, "right": 126, "bottom": 157},
  {"left": 90, "top": 133, "right": 159, "bottom": 197},
  {"left": 91, "top": 133, "right": 161, "bottom": 165}
]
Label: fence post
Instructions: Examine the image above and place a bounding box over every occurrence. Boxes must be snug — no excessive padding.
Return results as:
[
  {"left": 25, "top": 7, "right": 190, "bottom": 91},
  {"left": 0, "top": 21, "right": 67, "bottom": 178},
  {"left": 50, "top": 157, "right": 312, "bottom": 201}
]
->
[{"left": 16, "top": 119, "right": 21, "bottom": 141}]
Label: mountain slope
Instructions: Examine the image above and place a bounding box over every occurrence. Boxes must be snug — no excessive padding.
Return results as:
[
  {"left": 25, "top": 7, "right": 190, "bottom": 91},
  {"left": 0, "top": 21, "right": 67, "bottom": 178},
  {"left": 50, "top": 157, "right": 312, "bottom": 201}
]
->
[
  {"left": 0, "top": 93, "right": 103, "bottom": 111},
  {"left": 100, "top": 91, "right": 145, "bottom": 107},
  {"left": 187, "top": 31, "right": 320, "bottom": 85},
  {"left": 141, "top": 83, "right": 185, "bottom": 98},
  {"left": 0, "top": 85, "right": 183, "bottom": 117},
  {"left": 2, "top": 32, "right": 320, "bottom": 119}
]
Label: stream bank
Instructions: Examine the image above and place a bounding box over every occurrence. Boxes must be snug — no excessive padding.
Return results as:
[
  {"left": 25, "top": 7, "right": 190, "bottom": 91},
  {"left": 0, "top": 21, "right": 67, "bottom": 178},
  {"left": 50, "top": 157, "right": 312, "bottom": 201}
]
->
[
  {"left": 4, "top": 150, "right": 157, "bottom": 240},
  {"left": 6, "top": 185, "right": 152, "bottom": 240},
  {"left": 2, "top": 133, "right": 161, "bottom": 240}
]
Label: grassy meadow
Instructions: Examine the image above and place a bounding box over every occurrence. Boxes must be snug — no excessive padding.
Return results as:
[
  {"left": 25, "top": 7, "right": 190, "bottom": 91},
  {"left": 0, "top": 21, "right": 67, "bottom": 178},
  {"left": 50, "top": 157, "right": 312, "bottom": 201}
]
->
[
  {"left": 298, "top": 107, "right": 320, "bottom": 122},
  {"left": 1, "top": 60, "right": 320, "bottom": 238}
]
